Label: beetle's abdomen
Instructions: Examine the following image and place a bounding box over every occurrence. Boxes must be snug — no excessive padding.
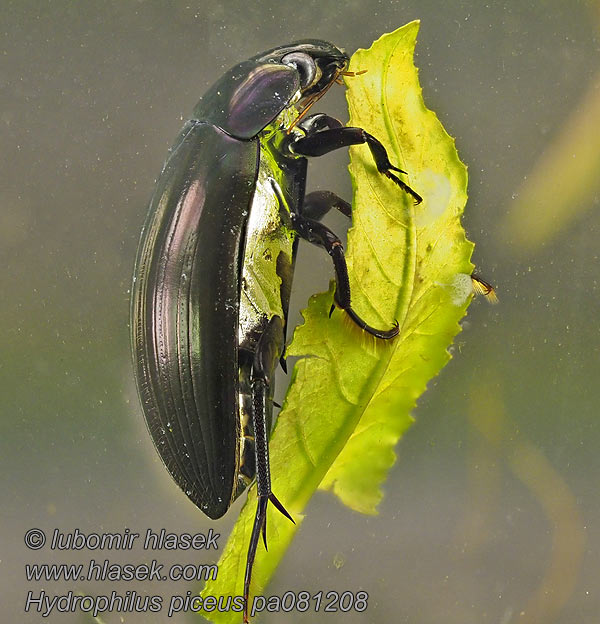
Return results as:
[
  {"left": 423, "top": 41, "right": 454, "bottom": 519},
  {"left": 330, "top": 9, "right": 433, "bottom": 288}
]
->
[{"left": 131, "top": 121, "right": 259, "bottom": 519}]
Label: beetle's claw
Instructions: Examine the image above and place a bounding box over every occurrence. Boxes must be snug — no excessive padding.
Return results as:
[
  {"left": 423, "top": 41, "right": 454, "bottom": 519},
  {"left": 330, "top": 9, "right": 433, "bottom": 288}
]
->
[{"left": 329, "top": 303, "right": 336, "bottom": 318}]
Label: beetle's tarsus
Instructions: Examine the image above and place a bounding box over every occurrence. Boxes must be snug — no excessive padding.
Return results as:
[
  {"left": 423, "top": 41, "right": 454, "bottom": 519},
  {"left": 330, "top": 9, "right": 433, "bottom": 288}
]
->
[
  {"left": 244, "top": 492, "right": 294, "bottom": 623},
  {"left": 244, "top": 495, "right": 269, "bottom": 624},
  {"left": 292, "top": 122, "right": 422, "bottom": 205},
  {"left": 383, "top": 170, "right": 423, "bottom": 205},
  {"left": 345, "top": 307, "right": 399, "bottom": 340}
]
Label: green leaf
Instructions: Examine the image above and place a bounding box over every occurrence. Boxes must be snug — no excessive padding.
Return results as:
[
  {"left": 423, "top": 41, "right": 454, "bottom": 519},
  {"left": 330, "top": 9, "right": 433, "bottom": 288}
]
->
[{"left": 201, "top": 21, "right": 474, "bottom": 622}]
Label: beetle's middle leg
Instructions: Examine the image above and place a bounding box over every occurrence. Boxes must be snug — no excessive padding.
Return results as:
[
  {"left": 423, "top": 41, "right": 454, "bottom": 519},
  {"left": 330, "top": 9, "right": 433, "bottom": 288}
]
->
[
  {"left": 243, "top": 315, "right": 294, "bottom": 623},
  {"left": 290, "top": 212, "right": 399, "bottom": 339},
  {"left": 301, "top": 190, "right": 352, "bottom": 221},
  {"left": 291, "top": 114, "right": 422, "bottom": 204}
]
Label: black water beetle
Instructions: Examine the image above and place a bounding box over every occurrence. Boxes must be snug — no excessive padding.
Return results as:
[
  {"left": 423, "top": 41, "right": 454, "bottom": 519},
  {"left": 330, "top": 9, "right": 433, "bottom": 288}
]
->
[{"left": 131, "top": 40, "right": 421, "bottom": 622}]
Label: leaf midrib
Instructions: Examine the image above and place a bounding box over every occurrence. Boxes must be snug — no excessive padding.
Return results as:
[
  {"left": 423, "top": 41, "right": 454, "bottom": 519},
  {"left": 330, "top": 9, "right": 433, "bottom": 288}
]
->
[
  {"left": 302, "top": 30, "right": 421, "bottom": 502},
  {"left": 345, "top": 32, "right": 420, "bottom": 454}
]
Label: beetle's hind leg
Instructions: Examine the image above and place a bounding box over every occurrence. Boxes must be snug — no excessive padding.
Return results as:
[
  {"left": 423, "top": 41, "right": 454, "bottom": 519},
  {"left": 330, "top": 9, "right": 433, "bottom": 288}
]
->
[
  {"left": 291, "top": 213, "right": 399, "bottom": 339},
  {"left": 244, "top": 316, "right": 295, "bottom": 623}
]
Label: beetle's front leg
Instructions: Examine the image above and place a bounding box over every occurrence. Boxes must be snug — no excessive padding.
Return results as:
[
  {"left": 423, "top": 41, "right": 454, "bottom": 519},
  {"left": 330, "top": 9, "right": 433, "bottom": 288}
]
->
[
  {"left": 292, "top": 114, "right": 422, "bottom": 205},
  {"left": 291, "top": 213, "right": 399, "bottom": 339},
  {"left": 244, "top": 316, "right": 294, "bottom": 623}
]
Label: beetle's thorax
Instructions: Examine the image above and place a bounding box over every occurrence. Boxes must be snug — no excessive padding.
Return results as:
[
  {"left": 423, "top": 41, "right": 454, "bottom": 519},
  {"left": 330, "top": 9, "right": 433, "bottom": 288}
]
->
[
  {"left": 258, "top": 91, "right": 302, "bottom": 141},
  {"left": 237, "top": 154, "right": 295, "bottom": 349}
]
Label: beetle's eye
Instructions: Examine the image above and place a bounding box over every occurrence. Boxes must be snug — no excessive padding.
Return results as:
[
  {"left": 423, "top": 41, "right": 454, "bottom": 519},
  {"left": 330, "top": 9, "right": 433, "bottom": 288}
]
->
[{"left": 281, "top": 52, "right": 318, "bottom": 88}]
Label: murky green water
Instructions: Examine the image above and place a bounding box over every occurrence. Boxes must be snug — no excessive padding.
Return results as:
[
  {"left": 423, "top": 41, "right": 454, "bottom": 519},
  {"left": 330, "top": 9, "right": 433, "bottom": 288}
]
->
[{"left": 3, "top": 2, "right": 599, "bottom": 622}]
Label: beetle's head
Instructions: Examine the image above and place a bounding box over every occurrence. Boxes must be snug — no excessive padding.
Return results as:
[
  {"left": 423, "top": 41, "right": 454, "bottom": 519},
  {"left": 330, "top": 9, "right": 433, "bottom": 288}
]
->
[
  {"left": 193, "top": 40, "right": 349, "bottom": 140},
  {"left": 256, "top": 40, "right": 349, "bottom": 103}
]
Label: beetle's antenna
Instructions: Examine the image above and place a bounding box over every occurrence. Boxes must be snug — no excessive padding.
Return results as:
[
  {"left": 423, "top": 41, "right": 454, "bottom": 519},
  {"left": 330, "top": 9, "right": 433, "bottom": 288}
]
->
[
  {"left": 340, "top": 69, "right": 367, "bottom": 76},
  {"left": 339, "top": 69, "right": 367, "bottom": 77},
  {"left": 335, "top": 69, "right": 367, "bottom": 85}
]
